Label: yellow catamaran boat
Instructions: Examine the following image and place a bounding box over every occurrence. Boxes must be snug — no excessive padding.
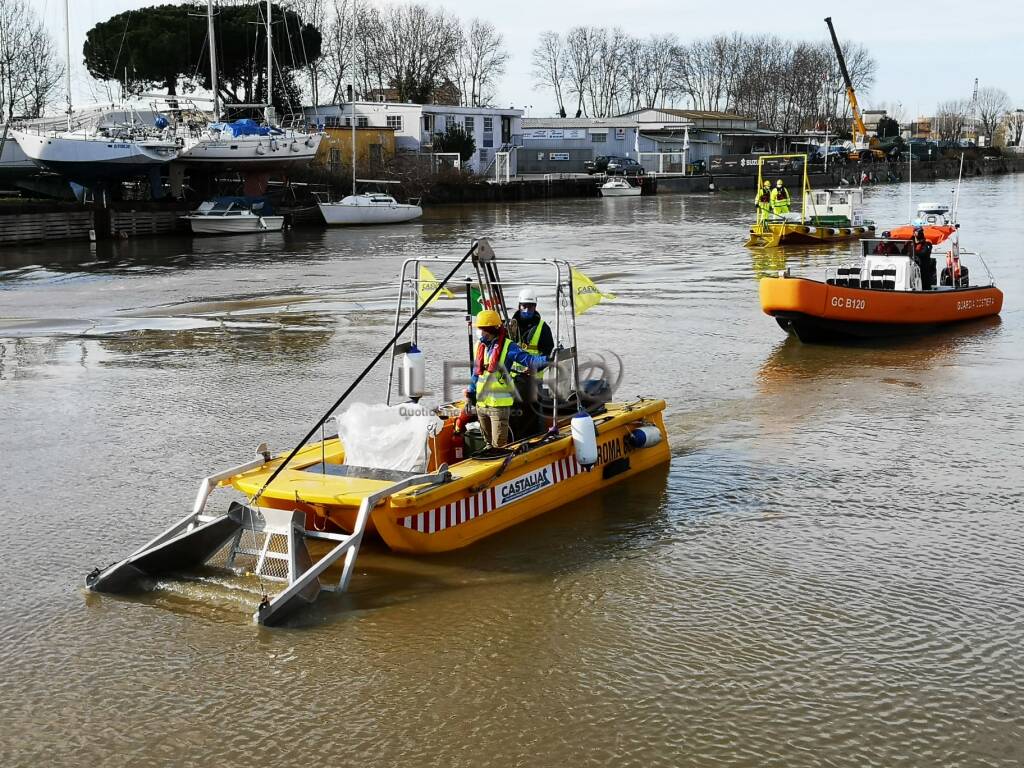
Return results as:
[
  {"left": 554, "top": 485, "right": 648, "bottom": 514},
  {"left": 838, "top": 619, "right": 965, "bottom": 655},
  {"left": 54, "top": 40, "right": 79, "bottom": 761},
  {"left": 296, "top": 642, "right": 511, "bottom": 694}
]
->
[
  {"left": 745, "top": 153, "right": 875, "bottom": 248},
  {"left": 85, "top": 240, "right": 671, "bottom": 625}
]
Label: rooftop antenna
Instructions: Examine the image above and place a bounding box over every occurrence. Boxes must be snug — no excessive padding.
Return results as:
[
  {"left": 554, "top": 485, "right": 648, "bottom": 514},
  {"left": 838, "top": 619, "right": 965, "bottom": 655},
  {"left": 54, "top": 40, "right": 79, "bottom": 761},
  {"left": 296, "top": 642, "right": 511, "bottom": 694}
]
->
[
  {"left": 907, "top": 133, "right": 913, "bottom": 223},
  {"left": 971, "top": 77, "right": 979, "bottom": 142},
  {"left": 952, "top": 152, "right": 965, "bottom": 226}
]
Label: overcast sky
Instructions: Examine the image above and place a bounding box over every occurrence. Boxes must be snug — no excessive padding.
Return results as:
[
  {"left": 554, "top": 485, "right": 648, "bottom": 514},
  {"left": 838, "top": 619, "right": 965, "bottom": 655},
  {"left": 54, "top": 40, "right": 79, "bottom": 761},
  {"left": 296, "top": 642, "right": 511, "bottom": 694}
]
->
[{"left": 37, "top": 0, "right": 1024, "bottom": 119}]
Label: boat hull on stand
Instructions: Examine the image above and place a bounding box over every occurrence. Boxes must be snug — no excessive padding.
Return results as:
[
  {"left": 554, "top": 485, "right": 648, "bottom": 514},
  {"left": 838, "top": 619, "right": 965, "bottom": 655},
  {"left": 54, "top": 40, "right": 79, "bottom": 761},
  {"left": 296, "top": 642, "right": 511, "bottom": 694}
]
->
[
  {"left": 11, "top": 130, "right": 177, "bottom": 184},
  {"left": 176, "top": 133, "right": 322, "bottom": 171}
]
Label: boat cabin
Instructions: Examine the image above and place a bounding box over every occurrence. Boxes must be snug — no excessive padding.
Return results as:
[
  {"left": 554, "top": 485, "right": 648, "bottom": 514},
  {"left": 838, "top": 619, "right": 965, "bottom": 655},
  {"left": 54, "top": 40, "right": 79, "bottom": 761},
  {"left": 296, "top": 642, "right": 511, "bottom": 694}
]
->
[
  {"left": 803, "top": 187, "right": 867, "bottom": 226},
  {"left": 914, "top": 202, "right": 951, "bottom": 226},
  {"left": 827, "top": 238, "right": 921, "bottom": 291}
]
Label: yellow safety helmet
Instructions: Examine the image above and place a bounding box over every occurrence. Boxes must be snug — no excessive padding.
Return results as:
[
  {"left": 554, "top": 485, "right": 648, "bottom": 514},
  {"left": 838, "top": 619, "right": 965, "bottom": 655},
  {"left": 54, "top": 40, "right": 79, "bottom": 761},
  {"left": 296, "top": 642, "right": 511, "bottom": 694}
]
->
[
  {"left": 776, "top": 179, "right": 784, "bottom": 186},
  {"left": 762, "top": 180, "right": 771, "bottom": 188},
  {"left": 475, "top": 309, "right": 502, "bottom": 329}
]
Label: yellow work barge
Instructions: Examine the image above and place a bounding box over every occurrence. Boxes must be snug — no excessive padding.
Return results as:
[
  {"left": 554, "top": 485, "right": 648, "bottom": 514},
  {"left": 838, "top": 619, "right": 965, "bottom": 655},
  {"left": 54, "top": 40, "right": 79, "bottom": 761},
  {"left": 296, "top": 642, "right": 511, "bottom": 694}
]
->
[{"left": 745, "top": 153, "right": 875, "bottom": 248}]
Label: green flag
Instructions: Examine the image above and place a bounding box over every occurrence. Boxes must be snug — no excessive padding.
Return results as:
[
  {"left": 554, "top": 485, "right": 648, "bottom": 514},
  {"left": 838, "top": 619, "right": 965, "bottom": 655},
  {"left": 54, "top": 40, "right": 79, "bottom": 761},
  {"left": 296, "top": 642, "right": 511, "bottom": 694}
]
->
[{"left": 469, "top": 286, "right": 485, "bottom": 315}]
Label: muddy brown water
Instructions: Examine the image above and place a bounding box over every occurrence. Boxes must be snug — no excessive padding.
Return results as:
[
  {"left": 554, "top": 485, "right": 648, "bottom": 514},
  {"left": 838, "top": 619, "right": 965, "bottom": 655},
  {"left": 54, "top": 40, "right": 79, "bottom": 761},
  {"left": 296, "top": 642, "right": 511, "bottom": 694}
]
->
[{"left": 2, "top": 176, "right": 1023, "bottom": 767}]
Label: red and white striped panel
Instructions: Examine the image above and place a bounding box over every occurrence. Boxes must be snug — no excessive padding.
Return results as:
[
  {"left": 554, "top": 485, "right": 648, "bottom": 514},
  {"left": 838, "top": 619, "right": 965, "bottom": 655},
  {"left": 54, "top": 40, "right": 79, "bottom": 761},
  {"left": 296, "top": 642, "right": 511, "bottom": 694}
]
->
[{"left": 398, "top": 454, "right": 583, "bottom": 534}]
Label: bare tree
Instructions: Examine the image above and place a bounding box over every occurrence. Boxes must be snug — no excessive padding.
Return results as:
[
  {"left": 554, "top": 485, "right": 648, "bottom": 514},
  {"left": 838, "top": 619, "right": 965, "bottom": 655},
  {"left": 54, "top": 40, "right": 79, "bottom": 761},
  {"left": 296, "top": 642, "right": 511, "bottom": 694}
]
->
[
  {"left": 674, "top": 34, "right": 743, "bottom": 113},
  {"left": 358, "top": 2, "right": 461, "bottom": 104},
  {"left": 584, "top": 28, "right": 627, "bottom": 118},
  {"left": 975, "top": 86, "right": 1010, "bottom": 143},
  {"left": 564, "top": 27, "right": 596, "bottom": 117},
  {"left": 452, "top": 19, "right": 508, "bottom": 108},
  {"left": 619, "top": 33, "right": 679, "bottom": 112},
  {"left": 289, "top": 0, "right": 330, "bottom": 105},
  {"left": 641, "top": 34, "right": 681, "bottom": 109},
  {"left": 531, "top": 31, "right": 567, "bottom": 117},
  {"left": 0, "top": 0, "right": 63, "bottom": 119},
  {"left": 933, "top": 98, "right": 971, "bottom": 143},
  {"left": 667, "top": 32, "right": 875, "bottom": 133},
  {"left": 18, "top": 16, "right": 62, "bottom": 117},
  {"left": 319, "top": 0, "right": 353, "bottom": 103}
]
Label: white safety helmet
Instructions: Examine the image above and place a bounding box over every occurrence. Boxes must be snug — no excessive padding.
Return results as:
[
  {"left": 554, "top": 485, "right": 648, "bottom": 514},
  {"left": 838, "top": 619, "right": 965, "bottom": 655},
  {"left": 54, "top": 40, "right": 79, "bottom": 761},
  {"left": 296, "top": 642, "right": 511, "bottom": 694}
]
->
[{"left": 518, "top": 287, "right": 538, "bottom": 305}]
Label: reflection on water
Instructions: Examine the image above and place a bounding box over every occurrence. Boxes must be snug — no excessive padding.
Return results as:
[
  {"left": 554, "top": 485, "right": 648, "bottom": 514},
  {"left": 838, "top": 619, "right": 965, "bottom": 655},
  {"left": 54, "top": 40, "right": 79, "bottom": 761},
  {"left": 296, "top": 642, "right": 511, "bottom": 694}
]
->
[{"left": 2, "top": 176, "right": 1024, "bottom": 767}]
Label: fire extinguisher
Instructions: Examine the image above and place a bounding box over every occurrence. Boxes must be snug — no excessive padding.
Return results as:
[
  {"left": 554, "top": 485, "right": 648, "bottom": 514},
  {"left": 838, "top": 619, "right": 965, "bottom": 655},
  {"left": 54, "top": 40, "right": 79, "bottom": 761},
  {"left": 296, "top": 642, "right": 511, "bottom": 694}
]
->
[
  {"left": 451, "top": 429, "right": 465, "bottom": 462},
  {"left": 452, "top": 408, "right": 471, "bottom": 463}
]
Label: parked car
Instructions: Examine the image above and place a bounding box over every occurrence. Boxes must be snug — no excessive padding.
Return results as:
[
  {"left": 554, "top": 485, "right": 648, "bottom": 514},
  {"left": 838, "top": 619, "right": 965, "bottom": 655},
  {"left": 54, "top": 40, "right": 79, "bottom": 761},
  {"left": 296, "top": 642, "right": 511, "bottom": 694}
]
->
[
  {"left": 606, "top": 157, "right": 645, "bottom": 176},
  {"left": 584, "top": 155, "right": 621, "bottom": 174}
]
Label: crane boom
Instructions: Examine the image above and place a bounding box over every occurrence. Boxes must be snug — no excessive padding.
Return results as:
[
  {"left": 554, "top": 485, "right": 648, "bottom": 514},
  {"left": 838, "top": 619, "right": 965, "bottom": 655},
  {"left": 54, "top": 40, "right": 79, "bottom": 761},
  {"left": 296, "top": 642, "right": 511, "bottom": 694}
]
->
[{"left": 824, "top": 17, "right": 868, "bottom": 146}]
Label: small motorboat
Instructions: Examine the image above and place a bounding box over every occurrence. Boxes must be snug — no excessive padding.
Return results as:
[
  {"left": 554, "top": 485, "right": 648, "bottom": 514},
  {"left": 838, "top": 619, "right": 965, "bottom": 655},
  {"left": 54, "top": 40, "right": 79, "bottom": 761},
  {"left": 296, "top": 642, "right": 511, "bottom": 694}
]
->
[
  {"left": 599, "top": 178, "right": 641, "bottom": 197},
  {"left": 318, "top": 193, "right": 423, "bottom": 225},
  {"left": 182, "top": 199, "right": 284, "bottom": 235},
  {"left": 745, "top": 153, "right": 875, "bottom": 248},
  {"left": 881, "top": 201, "right": 956, "bottom": 244},
  {"left": 84, "top": 239, "right": 669, "bottom": 626},
  {"left": 760, "top": 228, "right": 1002, "bottom": 343}
]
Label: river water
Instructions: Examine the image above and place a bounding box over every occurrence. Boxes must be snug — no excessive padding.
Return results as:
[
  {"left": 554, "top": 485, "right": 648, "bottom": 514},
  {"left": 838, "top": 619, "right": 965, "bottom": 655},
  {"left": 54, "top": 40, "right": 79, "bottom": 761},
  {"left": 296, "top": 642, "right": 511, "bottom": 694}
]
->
[{"left": 1, "top": 176, "right": 1022, "bottom": 767}]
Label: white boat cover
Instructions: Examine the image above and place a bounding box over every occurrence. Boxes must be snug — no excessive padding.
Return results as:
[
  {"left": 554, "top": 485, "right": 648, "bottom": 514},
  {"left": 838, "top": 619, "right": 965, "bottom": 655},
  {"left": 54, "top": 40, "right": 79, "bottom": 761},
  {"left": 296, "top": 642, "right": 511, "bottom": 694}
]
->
[{"left": 335, "top": 402, "right": 441, "bottom": 472}]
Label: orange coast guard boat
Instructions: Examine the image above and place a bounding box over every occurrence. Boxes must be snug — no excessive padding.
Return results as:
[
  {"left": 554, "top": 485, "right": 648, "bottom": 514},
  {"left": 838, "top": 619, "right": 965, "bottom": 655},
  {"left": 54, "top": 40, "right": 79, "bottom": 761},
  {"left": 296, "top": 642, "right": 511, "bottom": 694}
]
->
[
  {"left": 85, "top": 240, "right": 671, "bottom": 625},
  {"left": 760, "top": 228, "right": 1002, "bottom": 343}
]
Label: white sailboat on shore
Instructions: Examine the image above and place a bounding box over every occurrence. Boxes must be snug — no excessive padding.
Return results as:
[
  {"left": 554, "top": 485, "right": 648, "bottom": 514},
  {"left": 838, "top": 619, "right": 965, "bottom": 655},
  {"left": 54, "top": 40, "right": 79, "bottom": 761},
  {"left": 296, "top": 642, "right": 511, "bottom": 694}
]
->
[
  {"left": 172, "top": 0, "right": 321, "bottom": 170},
  {"left": 12, "top": 1, "right": 178, "bottom": 185}
]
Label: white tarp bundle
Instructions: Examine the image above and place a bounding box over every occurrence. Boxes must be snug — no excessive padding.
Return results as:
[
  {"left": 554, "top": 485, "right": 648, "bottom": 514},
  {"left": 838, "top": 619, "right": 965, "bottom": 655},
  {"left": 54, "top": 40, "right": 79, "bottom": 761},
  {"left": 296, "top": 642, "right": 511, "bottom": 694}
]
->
[{"left": 335, "top": 402, "right": 440, "bottom": 472}]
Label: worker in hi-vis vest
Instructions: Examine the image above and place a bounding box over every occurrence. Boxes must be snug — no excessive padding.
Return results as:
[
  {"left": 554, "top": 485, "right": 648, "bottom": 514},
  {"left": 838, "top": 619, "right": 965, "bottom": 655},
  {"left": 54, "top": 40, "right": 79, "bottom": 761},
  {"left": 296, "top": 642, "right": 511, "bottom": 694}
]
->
[
  {"left": 508, "top": 287, "right": 556, "bottom": 438},
  {"left": 770, "top": 179, "right": 791, "bottom": 215},
  {"left": 466, "top": 309, "right": 548, "bottom": 448},
  {"left": 755, "top": 180, "right": 773, "bottom": 224}
]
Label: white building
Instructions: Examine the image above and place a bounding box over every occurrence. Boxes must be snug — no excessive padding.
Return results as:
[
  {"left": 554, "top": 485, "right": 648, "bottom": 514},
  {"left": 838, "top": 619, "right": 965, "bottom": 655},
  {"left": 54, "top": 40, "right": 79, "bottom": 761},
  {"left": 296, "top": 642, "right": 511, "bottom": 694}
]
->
[{"left": 305, "top": 102, "right": 523, "bottom": 174}]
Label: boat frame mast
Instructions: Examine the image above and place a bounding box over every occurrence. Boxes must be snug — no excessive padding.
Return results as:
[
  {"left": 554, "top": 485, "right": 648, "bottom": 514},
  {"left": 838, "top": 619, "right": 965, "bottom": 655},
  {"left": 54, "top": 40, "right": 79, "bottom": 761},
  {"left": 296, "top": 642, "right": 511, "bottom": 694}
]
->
[{"left": 385, "top": 248, "right": 584, "bottom": 430}]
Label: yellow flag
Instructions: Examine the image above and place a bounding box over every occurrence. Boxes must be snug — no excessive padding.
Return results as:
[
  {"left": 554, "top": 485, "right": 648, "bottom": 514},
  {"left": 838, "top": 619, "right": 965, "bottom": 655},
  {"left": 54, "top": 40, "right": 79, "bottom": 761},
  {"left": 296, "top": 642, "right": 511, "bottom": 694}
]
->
[
  {"left": 418, "top": 264, "right": 455, "bottom": 306},
  {"left": 571, "top": 266, "right": 616, "bottom": 315}
]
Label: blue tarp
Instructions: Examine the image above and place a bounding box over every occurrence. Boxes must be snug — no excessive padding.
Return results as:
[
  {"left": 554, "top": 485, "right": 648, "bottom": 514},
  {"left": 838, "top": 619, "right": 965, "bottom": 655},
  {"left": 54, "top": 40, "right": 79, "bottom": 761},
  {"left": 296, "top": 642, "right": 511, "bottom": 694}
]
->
[{"left": 209, "top": 119, "right": 274, "bottom": 137}]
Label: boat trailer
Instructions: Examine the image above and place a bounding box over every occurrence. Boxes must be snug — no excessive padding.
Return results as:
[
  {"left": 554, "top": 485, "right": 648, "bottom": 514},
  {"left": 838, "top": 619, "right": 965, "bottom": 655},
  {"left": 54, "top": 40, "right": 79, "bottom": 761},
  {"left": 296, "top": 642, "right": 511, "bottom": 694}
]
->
[{"left": 85, "top": 447, "right": 449, "bottom": 626}]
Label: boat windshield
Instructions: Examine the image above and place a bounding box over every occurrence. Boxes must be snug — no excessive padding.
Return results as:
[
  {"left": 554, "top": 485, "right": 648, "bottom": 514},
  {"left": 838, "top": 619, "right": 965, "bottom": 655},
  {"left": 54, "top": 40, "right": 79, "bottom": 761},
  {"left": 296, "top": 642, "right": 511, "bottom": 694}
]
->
[{"left": 863, "top": 239, "right": 912, "bottom": 256}]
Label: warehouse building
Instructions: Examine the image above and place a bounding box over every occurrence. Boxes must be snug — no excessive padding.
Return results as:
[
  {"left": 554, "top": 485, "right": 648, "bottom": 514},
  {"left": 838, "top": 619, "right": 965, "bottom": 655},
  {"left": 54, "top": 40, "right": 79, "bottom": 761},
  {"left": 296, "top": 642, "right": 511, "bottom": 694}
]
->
[{"left": 519, "top": 109, "right": 785, "bottom": 175}]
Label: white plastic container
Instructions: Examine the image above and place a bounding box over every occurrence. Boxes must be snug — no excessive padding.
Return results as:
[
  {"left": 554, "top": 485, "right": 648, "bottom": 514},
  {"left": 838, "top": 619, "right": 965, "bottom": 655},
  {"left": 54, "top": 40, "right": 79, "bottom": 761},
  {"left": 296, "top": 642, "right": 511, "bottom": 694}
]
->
[
  {"left": 400, "top": 344, "right": 426, "bottom": 399},
  {"left": 626, "top": 425, "right": 662, "bottom": 449},
  {"left": 571, "top": 412, "right": 598, "bottom": 468}
]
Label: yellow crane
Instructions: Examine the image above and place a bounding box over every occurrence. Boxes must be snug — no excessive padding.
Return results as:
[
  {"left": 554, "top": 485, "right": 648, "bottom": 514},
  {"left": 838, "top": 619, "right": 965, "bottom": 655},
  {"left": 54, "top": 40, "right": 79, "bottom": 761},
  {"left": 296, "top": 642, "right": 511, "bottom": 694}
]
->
[{"left": 824, "top": 17, "right": 883, "bottom": 161}]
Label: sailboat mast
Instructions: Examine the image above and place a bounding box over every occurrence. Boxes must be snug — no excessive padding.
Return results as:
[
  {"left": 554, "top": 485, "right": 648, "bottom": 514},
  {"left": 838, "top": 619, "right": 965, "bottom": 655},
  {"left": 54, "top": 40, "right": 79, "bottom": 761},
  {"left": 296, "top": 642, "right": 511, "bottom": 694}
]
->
[
  {"left": 207, "top": 0, "right": 220, "bottom": 121},
  {"left": 351, "top": 0, "right": 357, "bottom": 197},
  {"left": 908, "top": 143, "right": 913, "bottom": 223},
  {"left": 64, "top": 0, "right": 72, "bottom": 131},
  {"left": 265, "top": 0, "right": 273, "bottom": 125}
]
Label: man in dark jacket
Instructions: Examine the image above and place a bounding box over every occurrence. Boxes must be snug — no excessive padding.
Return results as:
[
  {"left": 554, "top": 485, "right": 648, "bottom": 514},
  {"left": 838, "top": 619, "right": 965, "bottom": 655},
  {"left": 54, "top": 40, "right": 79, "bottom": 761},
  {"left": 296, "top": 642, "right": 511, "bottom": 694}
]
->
[
  {"left": 913, "top": 226, "right": 935, "bottom": 290},
  {"left": 508, "top": 288, "right": 556, "bottom": 438}
]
